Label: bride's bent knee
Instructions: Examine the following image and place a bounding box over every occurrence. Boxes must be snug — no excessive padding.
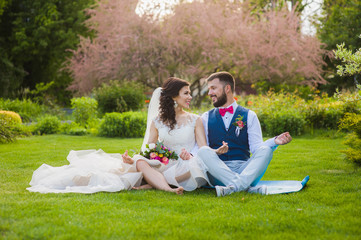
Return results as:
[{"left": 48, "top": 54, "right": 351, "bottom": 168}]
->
[{"left": 136, "top": 160, "right": 150, "bottom": 171}]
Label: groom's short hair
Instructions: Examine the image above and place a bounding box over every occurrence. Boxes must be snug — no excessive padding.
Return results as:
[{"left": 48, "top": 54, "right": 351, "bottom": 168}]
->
[{"left": 206, "top": 71, "right": 235, "bottom": 93}]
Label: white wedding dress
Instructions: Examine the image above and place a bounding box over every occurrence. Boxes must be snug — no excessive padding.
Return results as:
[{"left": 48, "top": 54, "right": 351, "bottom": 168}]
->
[
  {"left": 133, "top": 114, "right": 211, "bottom": 191},
  {"left": 27, "top": 115, "right": 210, "bottom": 193},
  {"left": 27, "top": 89, "right": 210, "bottom": 193}
]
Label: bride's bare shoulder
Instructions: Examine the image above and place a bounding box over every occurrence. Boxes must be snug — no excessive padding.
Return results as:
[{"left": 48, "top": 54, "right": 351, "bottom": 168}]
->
[{"left": 186, "top": 113, "right": 200, "bottom": 120}]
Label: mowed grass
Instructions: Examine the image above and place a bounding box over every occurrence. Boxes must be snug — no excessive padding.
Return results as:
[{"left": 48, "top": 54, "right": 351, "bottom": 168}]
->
[{"left": 1, "top": 135, "right": 360, "bottom": 239}]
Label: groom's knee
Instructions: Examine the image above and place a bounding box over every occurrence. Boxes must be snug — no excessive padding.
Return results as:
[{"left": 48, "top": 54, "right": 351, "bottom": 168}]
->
[
  {"left": 198, "top": 146, "right": 214, "bottom": 159},
  {"left": 198, "top": 146, "right": 221, "bottom": 166},
  {"left": 254, "top": 146, "right": 273, "bottom": 161}
]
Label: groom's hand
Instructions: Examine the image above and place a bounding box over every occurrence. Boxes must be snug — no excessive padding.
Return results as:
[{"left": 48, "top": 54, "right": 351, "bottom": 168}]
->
[
  {"left": 215, "top": 141, "right": 229, "bottom": 155},
  {"left": 275, "top": 132, "right": 292, "bottom": 145},
  {"left": 180, "top": 148, "right": 192, "bottom": 160}
]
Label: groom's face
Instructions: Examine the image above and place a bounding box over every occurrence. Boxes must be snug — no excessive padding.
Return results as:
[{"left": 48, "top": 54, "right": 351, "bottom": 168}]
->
[{"left": 208, "top": 78, "right": 227, "bottom": 108}]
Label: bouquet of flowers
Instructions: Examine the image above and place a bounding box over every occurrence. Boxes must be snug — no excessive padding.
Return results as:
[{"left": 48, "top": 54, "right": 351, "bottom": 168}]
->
[{"left": 140, "top": 141, "right": 178, "bottom": 165}]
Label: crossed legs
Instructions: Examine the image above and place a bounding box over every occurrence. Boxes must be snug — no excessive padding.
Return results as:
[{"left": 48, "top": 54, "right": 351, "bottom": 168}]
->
[{"left": 197, "top": 146, "right": 273, "bottom": 193}]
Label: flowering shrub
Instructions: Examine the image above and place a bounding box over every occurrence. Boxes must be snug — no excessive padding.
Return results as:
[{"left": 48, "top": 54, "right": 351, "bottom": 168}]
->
[
  {"left": 140, "top": 141, "right": 178, "bottom": 165},
  {"left": 243, "top": 91, "right": 306, "bottom": 136},
  {"left": 239, "top": 89, "right": 360, "bottom": 136}
]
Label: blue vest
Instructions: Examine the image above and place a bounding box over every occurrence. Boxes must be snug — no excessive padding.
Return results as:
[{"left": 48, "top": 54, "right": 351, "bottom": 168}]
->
[{"left": 208, "top": 106, "right": 250, "bottom": 161}]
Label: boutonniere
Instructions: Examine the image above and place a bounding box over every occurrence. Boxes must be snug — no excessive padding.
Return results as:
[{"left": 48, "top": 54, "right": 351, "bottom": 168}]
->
[{"left": 232, "top": 115, "right": 246, "bottom": 137}]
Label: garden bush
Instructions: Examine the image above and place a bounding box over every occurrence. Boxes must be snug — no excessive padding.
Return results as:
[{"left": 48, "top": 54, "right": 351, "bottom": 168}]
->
[
  {"left": 244, "top": 91, "right": 306, "bottom": 136},
  {"left": 241, "top": 89, "right": 360, "bottom": 135},
  {"left": 0, "top": 110, "right": 22, "bottom": 125},
  {"left": 99, "top": 111, "right": 146, "bottom": 138},
  {"left": 261, "top": 111, "right": 306, "bottom": 136},
  {"left": 0, "top": 110, "right": 30, "bottom": 143},
  {"left": 94, "top": 81, "right": 145, "bottom": 115},
  {"left": 34, "top": 115, "right": 61, "bottom": 135},
  {"left": 0, "top": 98, "right": 43, "bottom": 122},
  {"left": 60, "top": 121, "right": 88, "bottom": 136},
  {"left": 71, "top": 97, "right": 98, "bottom": 127},
  {"left": 68, "top": 127, "right": 88, "bottom": 136},
  {"left": 339, "top": 113, "right": 361, "bottom": 165}
]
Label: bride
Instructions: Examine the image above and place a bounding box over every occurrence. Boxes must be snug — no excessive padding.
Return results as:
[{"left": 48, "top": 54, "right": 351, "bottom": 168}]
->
[{"left": 27, "top": 77, "right": 227, "bottom": 194}]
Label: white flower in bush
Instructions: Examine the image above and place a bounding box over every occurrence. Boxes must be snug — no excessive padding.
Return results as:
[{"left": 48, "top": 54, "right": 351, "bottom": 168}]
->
[{"left": 148, "top": 143, "right": 156, "bottom": 149}]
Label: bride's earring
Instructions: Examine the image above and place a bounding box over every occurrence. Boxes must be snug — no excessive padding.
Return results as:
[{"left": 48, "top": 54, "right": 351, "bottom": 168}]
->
[{"left": 174, "top": 100, "right": 178, "bottom": 108}]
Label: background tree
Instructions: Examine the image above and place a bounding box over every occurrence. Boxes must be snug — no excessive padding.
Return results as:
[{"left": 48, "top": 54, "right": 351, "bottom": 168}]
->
[
  {"left": 334, "top": 35, "right": 361, "bottom": 77},
  {"left": 68, "top": 0, "right": 326, "bottom": 105},
  {"left": 0, "top": 0, "right": 93, "bottom": 104},
  {"left": 248, "top": 0, "right": 305, "bottom": 13},
  {"left": 317, "top": 0, "right": 361, "bottom": 93}
]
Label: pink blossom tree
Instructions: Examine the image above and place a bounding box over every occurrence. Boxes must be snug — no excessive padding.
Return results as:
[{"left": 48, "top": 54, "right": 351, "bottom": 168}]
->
[{"left": 67, "top": 0, "right": 327, "bottom": 104}]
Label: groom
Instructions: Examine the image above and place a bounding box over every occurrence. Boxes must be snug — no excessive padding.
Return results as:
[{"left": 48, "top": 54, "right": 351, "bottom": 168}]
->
[{"left": 197, "top": 71, "right": 292, "bottom": 197}]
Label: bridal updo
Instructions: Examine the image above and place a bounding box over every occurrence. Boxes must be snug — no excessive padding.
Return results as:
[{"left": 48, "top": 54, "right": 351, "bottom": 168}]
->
[{"left": 159, "top": 77, "right": 190, "bottom": 130}]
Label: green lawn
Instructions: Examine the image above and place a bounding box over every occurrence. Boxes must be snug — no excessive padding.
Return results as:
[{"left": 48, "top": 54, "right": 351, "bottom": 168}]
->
[{"left": 1, "top": 135, "right": 360, "bottom": 239}]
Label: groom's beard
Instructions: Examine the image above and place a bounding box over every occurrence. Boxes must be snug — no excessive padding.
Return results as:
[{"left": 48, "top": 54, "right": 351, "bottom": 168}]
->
[{"left": 212, "top": 90, "right": 227, "bottom": 107}]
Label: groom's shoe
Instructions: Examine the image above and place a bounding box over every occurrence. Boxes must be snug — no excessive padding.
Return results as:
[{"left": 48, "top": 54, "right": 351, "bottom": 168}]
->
[
  {"left": 247, "top": 185, "right": 268, "bottom": 195},
  {"left": 215, "top": 185, "right": 236, "bottom": 197}
]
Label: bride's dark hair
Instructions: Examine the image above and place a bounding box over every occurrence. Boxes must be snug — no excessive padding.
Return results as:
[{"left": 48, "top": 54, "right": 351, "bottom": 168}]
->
[{"left": 159, "top": 77, "right": 190, "bottom": 130}]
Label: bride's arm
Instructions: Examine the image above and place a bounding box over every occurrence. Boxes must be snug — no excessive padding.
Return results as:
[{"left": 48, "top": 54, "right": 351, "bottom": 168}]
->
[
  {"left": 195, "top": 117, "right": 207, "bottom": 148},
  {"left": 147, "top": 121, "right": 159, "bottom": 144},
  {"left": 195, "top": 117, "right": 228, "bottom": 155}
]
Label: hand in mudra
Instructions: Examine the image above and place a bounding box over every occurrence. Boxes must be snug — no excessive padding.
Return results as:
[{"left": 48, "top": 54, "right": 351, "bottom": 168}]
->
[
  {"left": 275, "top": 132, "right": 292, "bottom": 145},
  {"left": 122, "top": 150, "right": 134, "bottom": 164},
  {"left": 215, "top": 141, "right": 228, "bottom": 155}
]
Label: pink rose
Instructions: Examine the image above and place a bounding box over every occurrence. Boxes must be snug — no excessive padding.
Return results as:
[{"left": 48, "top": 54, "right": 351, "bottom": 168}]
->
[
  {"left": 162, "top": 157, "right": 169, "bottom": 165},
  {"left": 150, "top": 152, "right": 157, "bottom": 159},
  {"left": 237, "top": 121, "right": 244, "bottom": 128}
]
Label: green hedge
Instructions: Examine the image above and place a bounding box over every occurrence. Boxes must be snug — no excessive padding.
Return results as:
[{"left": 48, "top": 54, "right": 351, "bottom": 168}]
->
[
  {"left": 0, "top": 98, "right": 44, "bottom": 122},
  {"left": 243, "top": 90, "right": 361, "bottom": 136},
  {"left": 99, "top": 112, "right": 146, "bottom": 138},
  {"left": 93, "top": 81, "right": 145, "bottom": 115}
]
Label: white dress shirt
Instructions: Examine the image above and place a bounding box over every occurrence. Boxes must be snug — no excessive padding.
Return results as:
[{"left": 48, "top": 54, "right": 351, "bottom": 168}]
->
[{"left": 201, "top": 101, "right": 277, "bottom": 155}]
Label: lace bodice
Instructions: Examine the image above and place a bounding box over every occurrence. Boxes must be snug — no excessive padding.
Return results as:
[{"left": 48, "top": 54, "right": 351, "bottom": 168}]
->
[{"left": 153, "top": 114, "right": 199, "bottom": 156}]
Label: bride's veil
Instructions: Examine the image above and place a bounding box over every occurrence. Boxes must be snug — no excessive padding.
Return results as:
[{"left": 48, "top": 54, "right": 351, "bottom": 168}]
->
[{"left": 141, "top": 87, "right": 162, "bottom": 152}]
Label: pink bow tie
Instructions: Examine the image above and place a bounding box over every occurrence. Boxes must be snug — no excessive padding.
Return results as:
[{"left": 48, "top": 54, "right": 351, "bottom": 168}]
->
[{"left": 219, "top": 106, "right": 233, "bottom": 117}]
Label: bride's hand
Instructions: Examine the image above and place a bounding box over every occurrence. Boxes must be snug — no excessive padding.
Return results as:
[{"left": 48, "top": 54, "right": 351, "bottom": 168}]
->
[
  {"left": 122, "top": 150, "right": 134, "bottom": 164},
  {"left": 215, "top": 141, "right": 228, "bottom": 155},
  {"left": 179, "top": 148, "right": 192, "bottom": 160}
]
